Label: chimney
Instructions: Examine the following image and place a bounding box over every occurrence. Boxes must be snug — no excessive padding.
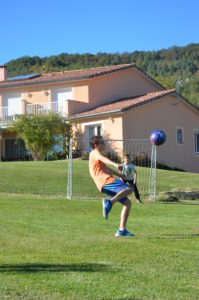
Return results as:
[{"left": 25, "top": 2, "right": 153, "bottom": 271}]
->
[{"left": 0, "top": 65, "right": 7, "bottom": 81}]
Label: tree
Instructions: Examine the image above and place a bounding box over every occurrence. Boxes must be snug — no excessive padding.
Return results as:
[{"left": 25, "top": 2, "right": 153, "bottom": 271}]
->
[
  {"left": 10, "top": 113, "right": 72, "bottom": 161},
  {"left": 6, "top": 43, "right": 199, "bottom": 108}
]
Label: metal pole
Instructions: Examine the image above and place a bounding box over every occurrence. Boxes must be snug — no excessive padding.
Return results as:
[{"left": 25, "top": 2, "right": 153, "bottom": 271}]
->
[
  {"left": 67, "top": 138, "right": 73, "bottom": 199},
  {"left": 148, "top": 144, "right": 154, "bottom": 200},
  {"left": 0, "top": 127, "right": 2, "bottom": 162},
  {"left": 153, "top": 146, "right": 157, "bottom": 201}
]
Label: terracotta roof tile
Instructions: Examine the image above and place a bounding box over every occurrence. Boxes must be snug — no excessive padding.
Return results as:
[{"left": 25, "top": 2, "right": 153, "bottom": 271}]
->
[
  {"left": 70, "top": 89, "right": 176, "bottom": 119},
  {"left": 0, "top": 64, "right": 135, "bottom": 89}
]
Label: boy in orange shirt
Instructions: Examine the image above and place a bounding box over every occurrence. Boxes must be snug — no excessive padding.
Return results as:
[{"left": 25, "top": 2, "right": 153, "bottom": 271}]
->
[{"left": 89, "top": 136, "right": 134, "bottom": 237}]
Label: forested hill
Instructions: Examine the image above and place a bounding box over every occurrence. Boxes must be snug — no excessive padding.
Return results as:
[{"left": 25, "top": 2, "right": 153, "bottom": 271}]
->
[{"left": 6, "top": 43, "right": 199, "bottom": 108}]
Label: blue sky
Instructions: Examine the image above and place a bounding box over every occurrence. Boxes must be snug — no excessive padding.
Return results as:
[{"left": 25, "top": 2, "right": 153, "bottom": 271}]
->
[{"left": 1, "top": 0, "right": 199, "bottom": 64}]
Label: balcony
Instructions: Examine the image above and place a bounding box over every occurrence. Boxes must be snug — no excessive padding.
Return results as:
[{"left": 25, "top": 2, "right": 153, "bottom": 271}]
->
[
  {"left": 0, "top": 101, "right": 67, "bottom": 126},
  {"left": 25, "top": 102, "right": 67, "bottom": 115},
  {"left": 0, "top": 106, "right": 17, "bottom": 124}
]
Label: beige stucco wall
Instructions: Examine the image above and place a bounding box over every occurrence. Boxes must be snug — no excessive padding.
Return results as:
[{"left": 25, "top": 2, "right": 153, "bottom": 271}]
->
[
  {"left": 0, "top": 67, "right": 161, "bottom": 117},
  {"left": 73, "top": 81, "right": 89, "bottom": 102},
  {"left": 71, "top": 96, "right": 198, "bottom": 173},
  {"left": 88, "top": 68, "right": 161, "bottom": 107},
  {"left": 0, "top": 81, "right": 89, "bottom": 106},
  {"left": 122, "top": 95, "right": 199, "bottom": 173},
  {"left": 73, "top": 114, "right": 122, "bottom": 139},
  {"left": 66, "top": 101, "right": 90, "bottom": 116},
  {"left": 0, "top": 84, "right": 53, "bottom": 105},
  {"left": 72, "top": 114, "right": 124, "bottom": 154}
]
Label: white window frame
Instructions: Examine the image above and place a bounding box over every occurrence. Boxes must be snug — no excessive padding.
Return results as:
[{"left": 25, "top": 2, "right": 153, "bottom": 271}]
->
[
  {"left": 176, "top": 126, "right": 184, "bottom": 145},
  {"left": 52, "top": 87, "right": 73, "bottom": 101},
  {"left": 86, "top": 124, "right": 103, "bottom": 145},
  {"left": 88, "top": 125, "right": 102, "bottom": 152},
  {"left": 81, "top": 120, "right": 104, "bottom": 151},
  {"left": 81, "top": 120, "right": 104, "bottom": 137},
  {"left": 87, "top": 124, "right": 102, "bottom": 136},
  {"left": 193, "top": 129, "right": 199, "bottom": 155},
  {"left": 52, "top": 87, "right": 73, "bottom": 114},
  {"left": 3, "top": 93, "right": 22, "bottom": 116}
]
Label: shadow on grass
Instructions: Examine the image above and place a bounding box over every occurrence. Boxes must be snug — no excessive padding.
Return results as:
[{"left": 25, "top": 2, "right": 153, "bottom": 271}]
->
[
  {"left": 0, "top": 263, "right": 114, "bottom": 274},
  {"left": 144, "top": 233, "right": 199, "bottom": 239},
  {"left": 155, "top": 201, "right": 199, "bottom": 206}
]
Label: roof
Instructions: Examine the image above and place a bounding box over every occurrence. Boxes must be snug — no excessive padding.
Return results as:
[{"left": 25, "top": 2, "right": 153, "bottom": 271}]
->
[
  {"left": 0, "top": 64, "right": 135, "bottom": 89},
  {"left": 69, "top": 89, "right": 176, "bottom": 120}
]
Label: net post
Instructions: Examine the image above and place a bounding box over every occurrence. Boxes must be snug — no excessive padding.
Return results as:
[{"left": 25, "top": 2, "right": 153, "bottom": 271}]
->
[
  {"left": 148, "top": 144, "right": 154, "bottom": 200},
  {"left": 67, "top": 138, "right": 73, "bottom": 199},
  {"left": 153, "top": 145, "right": 157, "bottom": 201}
]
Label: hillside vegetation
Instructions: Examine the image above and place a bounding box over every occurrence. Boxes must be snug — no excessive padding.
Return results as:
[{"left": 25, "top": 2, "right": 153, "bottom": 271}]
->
[{"left": 7, "top": 43, "right": 199, "bottom": 108}]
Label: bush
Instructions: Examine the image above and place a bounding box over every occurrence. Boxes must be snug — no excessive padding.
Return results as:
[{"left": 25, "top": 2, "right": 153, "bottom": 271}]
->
[
  {"left": 72, "top": 149, "right": 81, "bottom": 158},
  {"left": 104, "top": 151, "right": 121, "bottom": 163},
  {"left": 156, "top": 162, "right": 185, "bottom": 172},
  {"left": 81, "top": 151, "right": 89, "bottom": 160},
  {"left": 126, "top": 152, "right": 185, "bottom": 171},
  {"left": 129, "top": 153, "right": 151, "bottom": 167},
  {"left": 157, "top": 192, "right": 179, "bottom": 202},
  {"left": 10, "top": 113, "right": 72, "bottom": 161},
  {"left": 46, "top": 151, "right": 65, "bottom": 161}
]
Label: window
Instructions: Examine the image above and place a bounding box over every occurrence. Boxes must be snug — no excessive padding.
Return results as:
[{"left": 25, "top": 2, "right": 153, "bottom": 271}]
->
[
  {"left": 176, "top": 127, "right": 184, "bottom": 144},
  {"left": 4, "top": 93, "right": 22, "bottom": 116},
  {"left": 5, "top": 139, "right": 29, "bottom": 161},
  {"left": 87, "top": 124, "right": 102, "bottom": 151},
  {"left": 194, "top": 131, "right": 199, "bottom": 154},
  {"left": 88, "top": 125, "right": 102, "bottom": 139},
  {"left": 53, "top": 88, "right": 73, "bottom": 114},
  {"left": 97, "top": 125, "right": 101, "bottom": 136}
]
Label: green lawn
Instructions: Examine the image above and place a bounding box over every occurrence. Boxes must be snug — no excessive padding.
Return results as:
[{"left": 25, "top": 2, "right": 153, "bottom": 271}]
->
[
  {"left": 0, "top": 160, "right": 199, "bottom": 198},
  {"left": 0, "top": 161, "right": 199, "bottom": 299}
]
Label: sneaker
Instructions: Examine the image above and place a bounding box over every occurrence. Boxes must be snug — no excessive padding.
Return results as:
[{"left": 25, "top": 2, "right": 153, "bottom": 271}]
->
[
  {"left": 137, "top": 198, "right": 142, "bottom": 204},
  {"left": 115, "top": 229, "right": 135, "bottom": 237},
  {"left": 102, "top": 198, "right": 112, "bottom": 219}
]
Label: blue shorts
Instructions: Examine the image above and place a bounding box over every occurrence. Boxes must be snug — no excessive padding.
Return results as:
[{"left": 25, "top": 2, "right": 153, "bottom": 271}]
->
[{"left": 102, "top": 178, "right": 130, "bottom": 204}]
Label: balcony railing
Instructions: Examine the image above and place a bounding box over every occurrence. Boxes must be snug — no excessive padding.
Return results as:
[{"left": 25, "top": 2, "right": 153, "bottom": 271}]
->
[
  {"left": 0, "top": 106, "right": 18, "bottom": 124},
  {"left": 0, "top": 102, "right": 67, "bottom": 125}
]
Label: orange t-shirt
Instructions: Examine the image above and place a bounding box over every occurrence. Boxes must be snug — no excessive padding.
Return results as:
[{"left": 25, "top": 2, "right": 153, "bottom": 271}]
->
[{"left": 89, "top": 149, "right": 115, "bottom": 191}]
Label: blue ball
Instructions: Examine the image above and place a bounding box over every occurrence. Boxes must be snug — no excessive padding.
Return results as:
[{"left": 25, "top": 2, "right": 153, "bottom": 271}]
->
[{"left": 150, "top": 130, "right": 166, "bottom": 146}]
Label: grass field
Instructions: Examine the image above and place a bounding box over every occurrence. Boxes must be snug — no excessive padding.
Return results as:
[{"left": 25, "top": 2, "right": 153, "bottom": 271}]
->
[
  {"left": 0, "top": 161, "right": 199, "bottom": 299},
  {"left": 0, "top": 160, "right": 199, "bottom": 197}
]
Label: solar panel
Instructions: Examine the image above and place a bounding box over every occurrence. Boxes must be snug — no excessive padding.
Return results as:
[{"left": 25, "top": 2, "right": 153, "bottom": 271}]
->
[{"left": 7, "top": 74, "right": 41, "bottom": 81}]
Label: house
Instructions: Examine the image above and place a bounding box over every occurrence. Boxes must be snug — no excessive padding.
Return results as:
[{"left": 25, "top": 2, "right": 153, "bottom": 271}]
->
[{"left": 0, "top": 64, "right": 199, "bottom": 173}]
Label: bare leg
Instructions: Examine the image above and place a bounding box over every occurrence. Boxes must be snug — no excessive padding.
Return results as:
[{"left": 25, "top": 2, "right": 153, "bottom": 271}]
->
[
  {"left": 119, "top": 199, "right": 132, "bottom": 231},
  {"left": 110, "top": 187, "right": 134, "bottom": 205},
  {"left": 102, "top": 187, "right": 133, "bottom": 221}
]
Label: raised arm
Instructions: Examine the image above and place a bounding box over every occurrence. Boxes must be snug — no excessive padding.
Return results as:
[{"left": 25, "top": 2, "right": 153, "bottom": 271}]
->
[
  {"left": 96, "top": 150, "right": 118, "bottom": 169},
  {"left": 107, "top": 167, "right": 124, "bottom": 178}
]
